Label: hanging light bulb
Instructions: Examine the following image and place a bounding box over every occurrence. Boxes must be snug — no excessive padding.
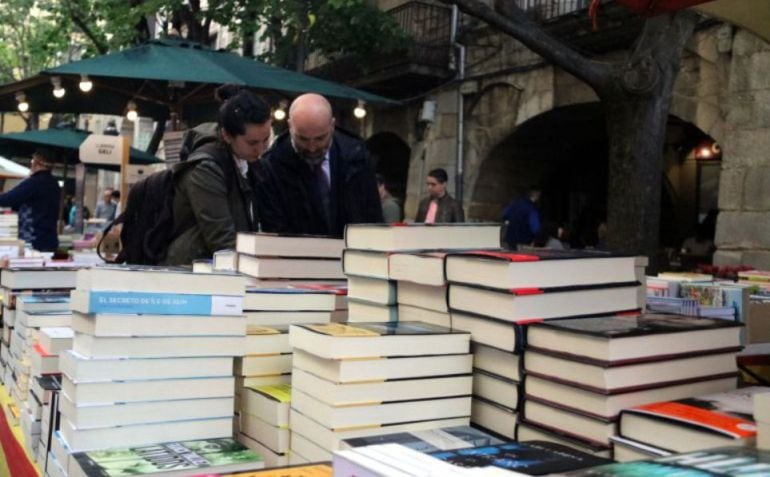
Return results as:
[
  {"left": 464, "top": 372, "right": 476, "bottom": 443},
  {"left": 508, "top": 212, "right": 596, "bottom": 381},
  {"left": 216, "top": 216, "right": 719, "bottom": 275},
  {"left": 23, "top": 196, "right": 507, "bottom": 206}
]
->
[
  {"left": 51, "top": 76, "right": 66, "bottom": 98},
  {"left": 79, "top": 74, "right": 93, "bottom": 92},
  {"left": 353, "top": 100, "right": 366, "bottom": 119},
  {"left": 273, "top": 100, "right": 288, "bottom": 121},
  {"left": 126, "top": 100, "right": 139, "bottom": 122},
  {"left": 15, "top": 92, "right": 29, "bottom": 112}
]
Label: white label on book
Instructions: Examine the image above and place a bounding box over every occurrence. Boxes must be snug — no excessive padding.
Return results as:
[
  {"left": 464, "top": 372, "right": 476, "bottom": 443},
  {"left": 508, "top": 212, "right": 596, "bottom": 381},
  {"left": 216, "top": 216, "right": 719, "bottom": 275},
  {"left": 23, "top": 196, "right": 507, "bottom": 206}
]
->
[
  {"left": 410, "top": 429, "right": 474, "bottom": 450},
  {"left": 211, "top": 295, "right": 244, "bottom": 316}
]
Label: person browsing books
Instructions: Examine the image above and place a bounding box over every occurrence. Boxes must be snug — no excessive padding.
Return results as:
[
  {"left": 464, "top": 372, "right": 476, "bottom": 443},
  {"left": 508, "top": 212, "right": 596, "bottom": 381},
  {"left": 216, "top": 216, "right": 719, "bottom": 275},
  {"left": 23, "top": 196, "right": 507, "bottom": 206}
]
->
[
  {"left": 164, "top": 85, "right": 272, "bottom": 265},
  {"left": 258, "top": 93, "right": 383, "bottom": 237},
  {"left": 0, "top": 148, "right": 60, "bottom": 252},
  {"left": 415, "top": 168, "right": 464, "bottom": 223},
  {"left": 502, "top": 186, "right": 542, "bottom": 249}
]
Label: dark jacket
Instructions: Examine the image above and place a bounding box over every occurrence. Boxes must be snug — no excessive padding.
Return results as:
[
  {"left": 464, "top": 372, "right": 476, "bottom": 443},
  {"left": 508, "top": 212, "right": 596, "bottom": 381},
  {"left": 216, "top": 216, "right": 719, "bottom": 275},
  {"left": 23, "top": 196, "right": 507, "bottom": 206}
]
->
[
  {"left": 416, "top": 193, "right": 465, "bottom": 223},
  {"left": 258, "top": 130, "right": 383, "bottom": 238},
  {"left": 0, "top": 170, "right": 60, "bottom": 252},
  {"left": 164, "top": 139, "right": 261, "bottom": 266},
  {"left": 502, "top": 197, "right": 541, "bottom": 246}
]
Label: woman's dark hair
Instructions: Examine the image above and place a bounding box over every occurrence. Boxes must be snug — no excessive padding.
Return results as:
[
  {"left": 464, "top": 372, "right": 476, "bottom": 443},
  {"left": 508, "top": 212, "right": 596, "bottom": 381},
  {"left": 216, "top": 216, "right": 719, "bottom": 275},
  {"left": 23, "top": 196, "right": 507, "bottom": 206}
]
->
[
  {"left": 215, "top": 84, "right": 270, "bottom": 137},
  {"left": 428, "top": 168, "right": 448, "bottom": 184}
]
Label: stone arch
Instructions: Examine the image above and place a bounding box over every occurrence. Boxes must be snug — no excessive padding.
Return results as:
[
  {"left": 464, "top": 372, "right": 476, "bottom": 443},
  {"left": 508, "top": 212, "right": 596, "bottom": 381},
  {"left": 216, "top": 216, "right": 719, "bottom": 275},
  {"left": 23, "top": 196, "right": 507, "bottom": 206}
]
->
[{"left": 366, "top": 132, "right": 411, "bottom": 203}]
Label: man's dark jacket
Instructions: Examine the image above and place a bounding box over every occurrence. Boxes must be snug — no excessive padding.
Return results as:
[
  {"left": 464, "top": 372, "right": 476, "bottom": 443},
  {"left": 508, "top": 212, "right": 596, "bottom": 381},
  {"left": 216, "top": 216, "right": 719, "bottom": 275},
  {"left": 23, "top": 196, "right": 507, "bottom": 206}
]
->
[
  {"left": 0, "top": 170, "right": 60, "bottom": 252},
  {"left": 258, "top": 130, "right": 383, "bottom": 238}
]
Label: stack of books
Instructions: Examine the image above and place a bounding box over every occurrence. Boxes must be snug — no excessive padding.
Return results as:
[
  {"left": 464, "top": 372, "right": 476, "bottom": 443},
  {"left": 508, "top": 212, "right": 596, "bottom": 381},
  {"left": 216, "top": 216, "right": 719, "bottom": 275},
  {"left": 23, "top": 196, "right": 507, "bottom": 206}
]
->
[
  {"left": 614, "top": 386, "right": 768, "bottom": 459},
  {"left": 758, "top": 392, "right": 770, "bottom": 450},
  {"left": 288, "top": 321, "right": 473, "bottom": 463},
  {"left": 442, "top": 249, "right": 641, "bottom": 447},
  {"left": 239, "top": 384, "right": 291, "bottom": 467},
  {"left": 230, "top": 233, "right": 348, "bottom": 464},
  {"left": 343, "top": 224, "right": 501, "bottom": 323},
  {"left": 0, "top": 211, "right": 19, "bottom": 239},
  {"left": 646, "top": 274, "right": 750, "bottom": 322},
  {"left": 55, "top": 265, "right": 247, "bottom": 475},
  {"left": 521, "top": 313, "right": 744, "bottom": 457},
  {"left": 739, "top": 270, "right": 770, "bottom": 292},
  {"left": 33, "top": 375, "right": 63, "bottom": 473}
]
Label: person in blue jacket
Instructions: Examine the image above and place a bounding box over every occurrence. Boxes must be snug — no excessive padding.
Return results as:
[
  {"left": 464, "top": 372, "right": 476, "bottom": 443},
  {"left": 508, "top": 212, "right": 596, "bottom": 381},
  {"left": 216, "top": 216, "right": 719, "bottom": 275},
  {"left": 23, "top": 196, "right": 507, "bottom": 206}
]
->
[
  {"left": 502, "top": 186, "right": 542, "bottom": 249},
  {"left": 0, "top": 148, "right": 60, "bottom": 252}
]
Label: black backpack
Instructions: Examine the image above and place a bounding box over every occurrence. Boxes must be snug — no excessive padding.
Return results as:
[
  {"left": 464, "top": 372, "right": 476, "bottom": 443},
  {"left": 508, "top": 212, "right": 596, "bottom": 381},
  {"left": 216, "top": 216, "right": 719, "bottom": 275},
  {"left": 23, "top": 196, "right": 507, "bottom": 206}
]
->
[{"left": 99, "top": 142, "right": 237, "bottom": 265}]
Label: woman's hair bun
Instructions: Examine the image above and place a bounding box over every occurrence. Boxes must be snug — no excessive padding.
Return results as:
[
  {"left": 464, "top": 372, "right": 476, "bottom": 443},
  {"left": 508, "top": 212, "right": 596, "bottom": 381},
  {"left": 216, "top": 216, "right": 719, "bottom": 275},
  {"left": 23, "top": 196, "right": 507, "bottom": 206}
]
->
[{"left": 215, "top": 84, "right": 243, "bottom": 103}]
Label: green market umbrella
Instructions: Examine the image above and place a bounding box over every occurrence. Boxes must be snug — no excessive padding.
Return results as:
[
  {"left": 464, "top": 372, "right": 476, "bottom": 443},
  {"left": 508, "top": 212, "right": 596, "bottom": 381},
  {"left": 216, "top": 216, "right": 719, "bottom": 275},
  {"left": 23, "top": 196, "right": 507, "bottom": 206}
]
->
[
  {"left": 0, "top": 38, "right": 394, "bottom": 123},
  {"left": 0, "top": 128, "right": 161, "bottom": 166}
]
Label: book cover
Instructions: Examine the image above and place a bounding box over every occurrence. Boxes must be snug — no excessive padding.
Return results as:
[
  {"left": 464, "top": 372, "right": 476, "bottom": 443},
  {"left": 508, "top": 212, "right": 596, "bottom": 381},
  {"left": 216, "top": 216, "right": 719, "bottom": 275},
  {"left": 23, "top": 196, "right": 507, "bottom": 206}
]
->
[
  {"left": 451, "top": 248, "right": 631, "bottom": 263},
  {"left": 301, "top": 321, "right": 455, "bottom": 337},
  {"left": 221, "top": 463, "right": 332, "bottom": 476},
  {"left": 75, "top": 290, "right": 243, "bottom": 316},
  {"left": 342, "top": 426, "right": 503, "bottom": 453},
  {"left": 429, "top": 440, "right": 611, "bottom": 475},
  {"left": 560, "top": 446, "right": 770, "bottom": 476},
  {"left": 71, "top": 438, "right": 263, "bottom": 477},
  {"left": 530, "top": 313, "right": 742, "bottom": 339},
  {"left": 252, "top": 384, "right": 292, "bottom": 403},
  {"left": 621, "top": 387, "right": 768, "bottom": 439}
]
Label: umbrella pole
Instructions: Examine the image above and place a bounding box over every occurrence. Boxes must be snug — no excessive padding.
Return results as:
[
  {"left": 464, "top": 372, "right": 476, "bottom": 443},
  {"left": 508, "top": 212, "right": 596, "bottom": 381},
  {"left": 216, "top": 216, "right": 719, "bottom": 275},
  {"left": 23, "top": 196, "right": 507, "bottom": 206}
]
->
[
  {"left": 75, "top": 163, "right": 86, "bottom": 234},
  {"left": 59, "top": 162, "right": 69, "bottom": 234}
]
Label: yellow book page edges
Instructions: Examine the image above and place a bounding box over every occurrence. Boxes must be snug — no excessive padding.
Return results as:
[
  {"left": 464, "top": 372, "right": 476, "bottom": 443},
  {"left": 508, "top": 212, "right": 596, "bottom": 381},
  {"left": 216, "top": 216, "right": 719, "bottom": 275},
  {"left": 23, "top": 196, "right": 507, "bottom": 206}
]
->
[
  {"left": 247, "top": 326, "right": 281, "bottom": 335},
  {"left": 306, "top": 323, "right": 379, "bottom": 337},
  {"left": 254, "top": 383, "right": 292, "bottom": 403},
  {"left": 226, "top": 463, "right": 332, "bottom": 477}
]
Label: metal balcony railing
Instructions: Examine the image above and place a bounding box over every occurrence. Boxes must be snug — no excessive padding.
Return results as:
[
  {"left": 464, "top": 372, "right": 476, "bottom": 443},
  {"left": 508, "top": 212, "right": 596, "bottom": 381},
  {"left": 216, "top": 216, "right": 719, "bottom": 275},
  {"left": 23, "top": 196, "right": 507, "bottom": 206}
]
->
[
  {"left": 386, "top": 1, "right": 454, "bottom": 68},
  {"left": 514, "top": 0, "right": 594, "bottom": 22}
]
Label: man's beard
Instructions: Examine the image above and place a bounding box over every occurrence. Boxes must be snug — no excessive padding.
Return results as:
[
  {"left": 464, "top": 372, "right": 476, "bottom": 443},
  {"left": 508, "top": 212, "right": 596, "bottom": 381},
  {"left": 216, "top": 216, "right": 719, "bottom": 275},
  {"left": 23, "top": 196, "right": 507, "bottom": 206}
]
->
[{"left": 300, "top": 151, "right": 325, "bottom": 167}]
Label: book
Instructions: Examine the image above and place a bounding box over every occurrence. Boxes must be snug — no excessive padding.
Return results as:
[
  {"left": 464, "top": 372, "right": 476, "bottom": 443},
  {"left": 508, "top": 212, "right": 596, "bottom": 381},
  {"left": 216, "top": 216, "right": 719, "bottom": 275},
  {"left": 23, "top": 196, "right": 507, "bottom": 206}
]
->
[
  {"left": 245, "top": 310, "right": 340, "bottom": 328},
  {"left": 291, "top": 432, "right": 331, "bottom": 462},
  {"left": 472, "top": 343, "right": 521, "bottom": 382},
  {"left": 38, "top": 327, "right": 74, "bottom": 355},
  {"left": 76, "top": 265, "right": 246, "bottom": 295},
  {"left": 526, "top": 313, "right": 743, "bottom": 365},
  {"left": 609, "top": 436, "right": 670, "bottom": 462},
  {"left": 451, "top": 312, "right": 524, "bottom": 353},
  {"left": 472, "top": 370, "right": 519, "bottom": 411},
  {"left": 524, "top": 349, "right": 739, "bottom": 394},
  {"left": 342, "top": 250, "right": 390, "bottom": 279},
  {"left": 523, "top": 373, "right": 738, "bottom": 421},
  {"left": 346, "top": 299, "right": 397, "bottom": 322},
  {"left": 72, "top": 311, "right": 247, "bottom": 337},
  {"left": 471, "top": 396, "right": 517, "bottom": 439},
  {"left": 396, "top": 304, "right": 450, "bottom": 328},
  {"left": 59, "top": 394, "right": 234, "bottom": 428},
  {"left": 17, "top": 310, "right": 72, "bottom": 328},
  {"left": 389, "top": 252, "right": 448, "bottom": 286},
  {"left": 289, "top": 322, "right": 470, "bottom": 359},
  {"left": 238, "top": 256, "right": 344, "bottom": 280},
  {"left": 347, "top": 276, "right": 397, "bottom": 305},
  {"left": 292, "top": 388, "right": 471, "bottom": 428},
  {"left": 396, "top": 281, "right": 448, "bottom": 312},
  {"left": 237, "top": 433, "right": 289, "bottom": 468},
  {"left": 340, "top": 425, "right": 503, "bottom": 452},
  {"left": 344, "top": 224, "right": 501, "bottom": 252},
  {"left": 289, "top": 407, "right": 469, "bottom": 452},
  {"left": 73, "top": 333, "right": 246, "bottom": 358},
  {"left": 334, "top": 444, "right": 482, "bottom": 477},
  {"left": 70, "top": 290, "right": 243, "bottom": 316},
  {"left": 292, "top": 348, "right": 472, "bottom": 383},
  {"left": 618, "top": 387, "right": 769, "bottom": 453},
  {"left": 430, "top": 441, "right": 611, "bottom": 475},
  {"left": 220, "top": 463, "right": 332, "bottom": 476},
  {"left": 62, "top": 416, "right": 234, "bottom": 453},
  {"left": 30, "top": 343, "right": 60, "bottom": 375},
  {"left": 449, "top": 284, "right": 640, "bottom": 323},
  {"left": 558, "top": 447, "right": 770, "bottom": 476},
  {"left": 523, "top": 399, "right": 614, "bottom": 446},
  {"left": 657, "top": 271, "right": 714, "bottom": 282},
  {"left": 213, "top": 249, "right": 239, "bottom": 271},
  {"left": 244, "top": 285, "right": 346, "bottom": 311},
  {"left": 62, "top": 375, "right": 234, "bottom": 404},
  {"left": 16, "top": 293, "right": 71, "bottom": 313},
  {"left": 236, "top": 354, "right": 292, "bottom": 376},
  {"left": 445, "top": 250, "right": 637, "bottom": 290},
  {"left": 236, "top": 232, "right": 343, "bottom": 258},
  {"left": 236, "top": 374, "right": 291, "bottom": 389},
  {"left": 241, "top": 413, "right": 289, "bottom": 454},
  {"left": 292, "top": 368, "right": 472, "bottom": 406},
  {"left": 515, "top": 422, "right": 612, "bottom": 458},
  {"left": 245, "top": 326, "right": 290, "bottom": 355},
  {"left": 241, "top": 384, "right": 291, "bottom": 428},
  {"left": 60, "top": 351, "right": 233, "bottom": 382},
  {"left": 69, "top": 437, "right": 264, "bottom": 477},
  {"left": 0, "top": 267, "right": 80, "bottom": 289}
]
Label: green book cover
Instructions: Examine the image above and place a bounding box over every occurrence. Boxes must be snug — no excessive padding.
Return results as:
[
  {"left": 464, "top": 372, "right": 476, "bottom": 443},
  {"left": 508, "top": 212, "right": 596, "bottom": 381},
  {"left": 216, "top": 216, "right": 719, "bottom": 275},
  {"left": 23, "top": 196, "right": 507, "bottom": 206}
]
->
[{"left": 72, "top": 438, "right": 264, "bottom": 477}]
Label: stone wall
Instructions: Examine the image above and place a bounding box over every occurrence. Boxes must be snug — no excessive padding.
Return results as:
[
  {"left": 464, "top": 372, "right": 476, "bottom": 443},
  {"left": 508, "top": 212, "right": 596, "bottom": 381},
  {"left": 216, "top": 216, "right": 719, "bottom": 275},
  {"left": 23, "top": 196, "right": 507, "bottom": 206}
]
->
[{"left": 372, "top": 24, "right": 770, "bottom": 268}]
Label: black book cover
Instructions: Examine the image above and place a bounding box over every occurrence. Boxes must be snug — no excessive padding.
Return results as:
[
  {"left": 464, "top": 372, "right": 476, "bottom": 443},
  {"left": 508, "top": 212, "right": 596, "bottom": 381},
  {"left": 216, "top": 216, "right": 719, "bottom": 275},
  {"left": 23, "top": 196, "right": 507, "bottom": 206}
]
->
[{"left": 429, "top": 440, "right": 611, "bottom": 475}]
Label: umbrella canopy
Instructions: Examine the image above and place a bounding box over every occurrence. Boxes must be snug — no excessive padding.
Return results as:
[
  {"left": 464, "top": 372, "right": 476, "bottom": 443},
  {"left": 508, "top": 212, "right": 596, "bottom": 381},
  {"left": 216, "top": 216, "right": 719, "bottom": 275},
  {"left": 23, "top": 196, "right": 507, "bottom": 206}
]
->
[
  {"left": 0, "top": 38, "right": 394, "bottom": 122},
  {"left": 694, "top": 0, "right": 770, "bottom": 43},
  {"left": 0, "top": 128, "right": 161, "bottom": 166}
]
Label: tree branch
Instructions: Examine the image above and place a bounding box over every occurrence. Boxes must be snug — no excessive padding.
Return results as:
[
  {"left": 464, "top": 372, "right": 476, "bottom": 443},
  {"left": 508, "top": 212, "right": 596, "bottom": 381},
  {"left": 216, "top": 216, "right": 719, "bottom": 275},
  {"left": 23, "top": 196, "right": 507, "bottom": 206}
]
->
[
  {"left": 439, "top": 0, "right": 613, "bottom": 92},
  {"left": 63, "top": 0, "right": 108, "bottom": 54}
]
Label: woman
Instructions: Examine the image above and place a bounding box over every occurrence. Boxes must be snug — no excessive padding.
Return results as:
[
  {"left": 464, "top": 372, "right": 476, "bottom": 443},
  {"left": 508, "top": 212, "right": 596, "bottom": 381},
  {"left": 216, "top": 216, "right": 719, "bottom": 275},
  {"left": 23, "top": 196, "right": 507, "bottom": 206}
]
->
[{"left": 164, "top": 85, "right": 272, "bottom": 265}]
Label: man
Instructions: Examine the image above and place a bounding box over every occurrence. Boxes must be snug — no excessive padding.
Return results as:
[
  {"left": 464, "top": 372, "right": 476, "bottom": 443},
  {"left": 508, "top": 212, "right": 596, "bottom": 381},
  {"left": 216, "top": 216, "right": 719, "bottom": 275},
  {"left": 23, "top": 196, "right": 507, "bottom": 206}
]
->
[
  {"left": 111, "top": 189, "right": 121, "bottom": 216},
  {"left": 94, "top": 190, "right": 117, "bottom": 221},
  {"left": 502, "top": 186, "right": 542, "bottom": 249},
  {"left": 0, "top": 148, "right": 60, "bottom": 252},
  {"left": 377, "top": 174, "right": 402, "bottom": 223},
  {"left": 259, "top": 93, "right": 383, "bottom": 237},
  {"left": 415, "top": 168, "right": 464, "bottom": 223}
]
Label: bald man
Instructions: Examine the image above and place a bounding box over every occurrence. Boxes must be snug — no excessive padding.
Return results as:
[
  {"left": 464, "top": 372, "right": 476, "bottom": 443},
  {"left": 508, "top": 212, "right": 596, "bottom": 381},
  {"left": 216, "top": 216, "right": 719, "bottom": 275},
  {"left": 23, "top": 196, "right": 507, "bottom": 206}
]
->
[{"left": 258, "top": 93, "right": 383, "bottom": 237}]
